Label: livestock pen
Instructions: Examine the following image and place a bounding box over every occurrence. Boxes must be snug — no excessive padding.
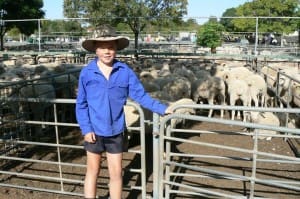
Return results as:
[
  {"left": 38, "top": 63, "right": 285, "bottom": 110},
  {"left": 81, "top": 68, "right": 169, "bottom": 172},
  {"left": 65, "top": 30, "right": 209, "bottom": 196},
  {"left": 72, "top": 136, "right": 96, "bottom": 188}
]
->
[{"left": 0, "top": 55, "right": 299, "bottom": 199}]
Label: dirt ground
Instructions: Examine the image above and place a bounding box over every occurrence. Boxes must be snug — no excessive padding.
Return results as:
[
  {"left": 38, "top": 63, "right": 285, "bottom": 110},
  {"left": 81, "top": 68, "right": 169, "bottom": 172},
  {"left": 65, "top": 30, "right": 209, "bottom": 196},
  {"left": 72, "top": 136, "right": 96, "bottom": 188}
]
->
[{"left": 0, "top": 113, "right": 299, "bottom": 199}]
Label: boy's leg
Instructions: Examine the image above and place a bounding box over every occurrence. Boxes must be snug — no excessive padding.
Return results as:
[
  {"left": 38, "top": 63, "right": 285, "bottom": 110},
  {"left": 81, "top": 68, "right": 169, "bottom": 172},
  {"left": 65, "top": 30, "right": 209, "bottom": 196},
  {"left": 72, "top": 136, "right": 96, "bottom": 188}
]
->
[
  {"left": 106, "top": 152, "right": 123, "bottom": 199},
  {"left": 84, "top": 151, "right": 102, "bottom": 198}
]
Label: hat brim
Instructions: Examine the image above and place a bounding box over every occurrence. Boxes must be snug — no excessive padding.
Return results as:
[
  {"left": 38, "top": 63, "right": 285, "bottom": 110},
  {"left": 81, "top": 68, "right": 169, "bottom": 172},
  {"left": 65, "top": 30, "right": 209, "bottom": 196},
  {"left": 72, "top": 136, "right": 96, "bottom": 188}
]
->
[{"left": 82, "top": 36, "right": 129, "bottom": 52}]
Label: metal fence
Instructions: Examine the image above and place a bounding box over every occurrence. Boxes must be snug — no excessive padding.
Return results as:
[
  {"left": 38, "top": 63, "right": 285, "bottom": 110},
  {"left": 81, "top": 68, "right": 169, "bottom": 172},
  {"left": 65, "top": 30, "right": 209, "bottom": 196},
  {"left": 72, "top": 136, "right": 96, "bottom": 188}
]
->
[
  {"left": 0, "top": 94, "right": 148, "bottom": 198},
  {"left": 1, "top": 16, "right": 299, "bottom": 58},
  {"left": 156, "top": 105, "right": 300, "bottom": 199}
]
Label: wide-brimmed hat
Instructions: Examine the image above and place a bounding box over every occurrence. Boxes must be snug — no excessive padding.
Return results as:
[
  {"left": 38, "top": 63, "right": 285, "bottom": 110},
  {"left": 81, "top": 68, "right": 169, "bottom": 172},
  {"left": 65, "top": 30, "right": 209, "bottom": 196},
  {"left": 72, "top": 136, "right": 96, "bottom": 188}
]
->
[{"left": 82, "top": 24, "right": 129, "bottom": 52}]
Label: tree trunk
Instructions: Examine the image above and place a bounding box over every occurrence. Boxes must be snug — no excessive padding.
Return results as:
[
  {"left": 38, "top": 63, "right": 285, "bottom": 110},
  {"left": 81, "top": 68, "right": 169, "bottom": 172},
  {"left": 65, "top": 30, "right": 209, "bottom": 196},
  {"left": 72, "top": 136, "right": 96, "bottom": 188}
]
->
[
  {"left": 134, "top": 31, "right": 139, "bottom": 60},
  {"left": 0, "top": 28, "right": 4, "bottom": 51},
  {"left": 211, "top": 47, "right": 216, "bottom": 54}
]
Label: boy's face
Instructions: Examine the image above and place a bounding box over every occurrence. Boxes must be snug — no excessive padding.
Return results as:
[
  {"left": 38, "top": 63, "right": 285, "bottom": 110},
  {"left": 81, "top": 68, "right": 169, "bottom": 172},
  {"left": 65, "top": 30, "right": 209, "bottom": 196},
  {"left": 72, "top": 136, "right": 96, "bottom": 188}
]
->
[{"left": 95, "top": 40, "right": 117, "bottom": 66}]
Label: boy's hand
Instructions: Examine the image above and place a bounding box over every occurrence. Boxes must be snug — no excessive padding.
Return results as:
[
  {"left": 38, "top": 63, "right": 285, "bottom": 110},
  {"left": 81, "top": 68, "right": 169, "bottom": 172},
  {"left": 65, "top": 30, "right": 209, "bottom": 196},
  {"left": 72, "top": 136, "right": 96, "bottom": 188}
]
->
[
  {"left": 164, "top": 106, "right": 173, "bottom": 115},
  {"left": 84, "top": 132, "right": 96, "bottom": 143}
]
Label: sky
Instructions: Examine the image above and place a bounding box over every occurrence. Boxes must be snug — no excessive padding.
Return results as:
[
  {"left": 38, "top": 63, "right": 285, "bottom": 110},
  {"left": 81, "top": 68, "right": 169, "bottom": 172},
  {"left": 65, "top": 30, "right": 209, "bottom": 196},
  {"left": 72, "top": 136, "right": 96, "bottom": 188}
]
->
[{"left": 43, "top": 0, "right": 249, "bottom": 24}]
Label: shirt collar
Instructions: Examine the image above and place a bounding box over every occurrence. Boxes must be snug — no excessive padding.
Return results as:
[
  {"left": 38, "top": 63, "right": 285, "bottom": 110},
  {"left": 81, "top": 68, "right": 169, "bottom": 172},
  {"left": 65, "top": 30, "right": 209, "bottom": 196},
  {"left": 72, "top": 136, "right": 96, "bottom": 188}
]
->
[{"left": 87, "top": 58, "right": 125, "bottom": 71}]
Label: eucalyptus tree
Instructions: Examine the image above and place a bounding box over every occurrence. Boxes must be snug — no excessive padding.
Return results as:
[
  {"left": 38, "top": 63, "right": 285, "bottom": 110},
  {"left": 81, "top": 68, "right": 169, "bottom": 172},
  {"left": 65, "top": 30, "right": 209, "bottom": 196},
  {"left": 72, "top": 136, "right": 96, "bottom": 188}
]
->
[
  {"left": 231, "top": 0, "right": 300, "bottom": 34},
  {"left": 0, "top": 0, "right": 44, "bottom": 50},
  {"left": 64, "top": 0, "right": 188, "bottom": 57}
]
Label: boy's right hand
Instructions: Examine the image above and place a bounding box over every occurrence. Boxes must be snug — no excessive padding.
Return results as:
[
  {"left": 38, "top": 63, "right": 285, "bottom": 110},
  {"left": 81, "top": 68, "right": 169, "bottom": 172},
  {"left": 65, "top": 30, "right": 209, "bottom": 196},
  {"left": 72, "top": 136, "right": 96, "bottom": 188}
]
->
[{"left": 84, "top": 132, "right": 96, "bottom": 143}]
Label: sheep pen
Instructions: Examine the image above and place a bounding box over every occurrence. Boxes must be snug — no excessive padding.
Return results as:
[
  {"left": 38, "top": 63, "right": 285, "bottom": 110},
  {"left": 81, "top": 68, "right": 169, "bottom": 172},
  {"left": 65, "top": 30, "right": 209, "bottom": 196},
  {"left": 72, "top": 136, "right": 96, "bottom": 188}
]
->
[{"left": 0, "top": 53, "right": 299, "bottom": 199}]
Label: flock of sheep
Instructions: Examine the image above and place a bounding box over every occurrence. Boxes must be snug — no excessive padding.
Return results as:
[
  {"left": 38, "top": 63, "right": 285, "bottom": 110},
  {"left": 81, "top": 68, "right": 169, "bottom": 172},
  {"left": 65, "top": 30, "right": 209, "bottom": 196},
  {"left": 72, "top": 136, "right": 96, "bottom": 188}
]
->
[
  {"left": 125, "top": 57, "right": 300, "bottom": 140},
  {"left": 0, "top": 54, "right": 299, "bottom": 141}
]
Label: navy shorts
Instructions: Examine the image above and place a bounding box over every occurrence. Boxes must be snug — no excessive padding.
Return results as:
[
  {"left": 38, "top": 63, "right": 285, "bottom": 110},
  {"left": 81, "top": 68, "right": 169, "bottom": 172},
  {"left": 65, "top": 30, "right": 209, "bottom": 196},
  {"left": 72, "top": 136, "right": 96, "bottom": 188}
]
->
[{"left": 84, "top": 133, "right": 127, "bottom": 154}]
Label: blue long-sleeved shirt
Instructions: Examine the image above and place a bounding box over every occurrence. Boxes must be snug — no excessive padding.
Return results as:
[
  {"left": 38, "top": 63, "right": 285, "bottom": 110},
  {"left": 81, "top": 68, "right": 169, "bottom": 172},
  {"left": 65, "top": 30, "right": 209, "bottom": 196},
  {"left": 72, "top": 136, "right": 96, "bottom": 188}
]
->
[{"left": 76, "top": 58, "right": 167, "bottom": 137}]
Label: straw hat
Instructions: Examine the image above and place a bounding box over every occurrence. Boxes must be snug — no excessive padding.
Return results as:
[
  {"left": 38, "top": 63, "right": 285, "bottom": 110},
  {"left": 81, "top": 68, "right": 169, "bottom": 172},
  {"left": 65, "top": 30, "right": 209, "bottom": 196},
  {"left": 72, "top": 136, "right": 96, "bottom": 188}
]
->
[{"left": 82, "top": 24, "right": 129, "bottom": 52}]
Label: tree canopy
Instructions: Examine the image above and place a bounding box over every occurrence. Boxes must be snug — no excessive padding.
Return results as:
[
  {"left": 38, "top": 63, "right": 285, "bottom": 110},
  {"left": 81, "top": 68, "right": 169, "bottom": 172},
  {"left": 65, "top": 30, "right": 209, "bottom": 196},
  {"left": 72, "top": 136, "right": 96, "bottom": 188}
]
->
[
  {"left": 0, "top": 0, "right": 44, "bottom": 50},
  {"left": 64, "top": 0, "right": 188, "bottom": 55},
  {"left": 196, "top": 21, "right": 224, "bottom": 53},
  {"left": 230, "top": 0, "right": 300, "bottom": 34}
]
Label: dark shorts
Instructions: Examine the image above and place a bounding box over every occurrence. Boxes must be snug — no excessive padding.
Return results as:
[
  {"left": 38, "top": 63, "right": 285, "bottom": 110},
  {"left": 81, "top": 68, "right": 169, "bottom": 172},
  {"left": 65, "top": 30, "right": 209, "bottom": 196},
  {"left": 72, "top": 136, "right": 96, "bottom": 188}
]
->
[{"left": 84, "top": 132, "right": 128, "bottom": 154}]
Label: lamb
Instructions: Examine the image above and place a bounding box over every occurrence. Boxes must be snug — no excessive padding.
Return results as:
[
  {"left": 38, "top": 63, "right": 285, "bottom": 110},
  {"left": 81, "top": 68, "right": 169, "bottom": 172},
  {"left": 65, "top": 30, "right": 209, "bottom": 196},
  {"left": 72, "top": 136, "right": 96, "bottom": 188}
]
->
[
  {"left": 191, "top": 75, "right": 226, "bottom": 118},
  {"left": 245, "top": 111, "right": 280, "bottom": 140}
]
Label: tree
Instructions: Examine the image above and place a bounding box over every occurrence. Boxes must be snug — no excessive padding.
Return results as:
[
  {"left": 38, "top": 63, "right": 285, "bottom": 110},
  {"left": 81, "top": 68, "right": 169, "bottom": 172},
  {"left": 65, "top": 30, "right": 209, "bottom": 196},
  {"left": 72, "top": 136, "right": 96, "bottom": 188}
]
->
[
  {"left": 63, "top": 0, "right": 85, "bottom": 18},
  {"left": 196, "top": 21, "right": 224, "bottom": 54},
  {"left": 220, "top": 7, "right": 237, "bottom": 32},
  {"left": 64, "top": 0, "right": 188, "bottom": 58},
  {"left": 231, "top": 0, "right": 300, "bottom": 34},
  {"left": 0, "top": 0, "right": 44, "bottom": 50}
]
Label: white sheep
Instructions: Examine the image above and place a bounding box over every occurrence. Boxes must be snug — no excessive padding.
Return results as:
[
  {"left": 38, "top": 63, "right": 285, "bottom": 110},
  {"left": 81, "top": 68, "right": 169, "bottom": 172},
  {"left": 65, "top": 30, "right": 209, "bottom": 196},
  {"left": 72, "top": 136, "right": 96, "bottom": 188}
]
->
[
  {"left": 164, "top": 98, "right": 196, "bottom": 128},
  {"left": 244, "top": 73, "right": 268, "bottom": 107},
  {"left": 274, "top": 68, "right": 299, "bottom": 107},
  {"left": 260, "top": 65, "right": 278, "bottom": 87},
  {"left": 226, "top": 78, "right": 250, "bottom": 121},
  {"left": 245, "top": 111, "right": 280, "bottom": 140},
  {"left": 291, "top": 77, "right": 300, "bottom": 107}
]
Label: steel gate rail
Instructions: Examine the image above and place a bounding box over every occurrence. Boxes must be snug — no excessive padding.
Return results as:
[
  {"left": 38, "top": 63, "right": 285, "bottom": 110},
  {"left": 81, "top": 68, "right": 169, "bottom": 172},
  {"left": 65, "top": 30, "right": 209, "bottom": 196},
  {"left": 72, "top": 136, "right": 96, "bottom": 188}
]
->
[
  {"left": 155, "top": 104, "right": 300, "bottom": 199},
  {"left": 0, "top": 98, "right": 147, "bottom": 198}
]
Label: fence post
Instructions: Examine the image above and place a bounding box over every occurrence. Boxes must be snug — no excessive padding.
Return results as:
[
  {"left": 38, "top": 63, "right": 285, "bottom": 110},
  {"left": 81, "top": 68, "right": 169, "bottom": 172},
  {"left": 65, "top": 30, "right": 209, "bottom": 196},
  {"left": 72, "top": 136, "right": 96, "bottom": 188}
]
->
[{"left": 152, "top": 113, "right": 160, "bottom": 199}]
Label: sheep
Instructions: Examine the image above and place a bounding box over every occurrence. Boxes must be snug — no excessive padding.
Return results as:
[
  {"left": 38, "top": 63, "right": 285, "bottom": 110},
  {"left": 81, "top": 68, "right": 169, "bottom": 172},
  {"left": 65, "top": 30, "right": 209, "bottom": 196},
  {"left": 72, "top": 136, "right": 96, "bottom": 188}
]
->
[
  {"left": 273, "top": 68, "right": 299, "bottom": 107},
  {"left": 149, "top": 90, "right": 174, "bottom": 102},
  {"left": 124, "top": 104, "right": 140, "bottom": 128},
  {"left": 245, "top": 111, "right": 280, "bottom": 140},
  {"left": 18, "top": 82, "right": 56, "bottom": 140},
  {"left": 210, "top": 62, "right": 229, "bottom": 78},
  {"left": 260, "top": 65, "right": 278, "bottom": 87},
  {"left": 244, "top": 73, "right": 268, "bottom": 107},
  {"left": 291, "top": 78, "right": 300, "bottom": 107},
  {"left": 226, "top": 78, "right": 250, "bottom": 121},
  {"left": 222, "top": 66, "right": 253, "bottom": 81},
  {"left": 173, "top": 67, "right": 197, "bottom": 82},
  {"left": 0, "top": 62, "right": 6, "bottom": 74},
  {"left": 191, "top": 75, "right": 226, "bottom": 118},
  {"left": 142, "top": 81, "right": 160, "bottom": 93},
  {"left": 162, "top": 76, "right": 191, "bottom": 101},
  {"left": 163, "top": 98, "right": 196, "bottom": 129},
  {"left": 158, "top": 62, "right": 171, "bottom": 77}
]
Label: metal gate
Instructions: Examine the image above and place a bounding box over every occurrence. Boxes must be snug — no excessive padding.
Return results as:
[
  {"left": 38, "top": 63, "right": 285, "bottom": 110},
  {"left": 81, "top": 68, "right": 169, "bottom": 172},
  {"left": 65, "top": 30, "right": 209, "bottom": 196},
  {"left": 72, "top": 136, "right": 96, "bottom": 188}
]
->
[
  {"left": 154, "top": 104, "right": 300, "bottom": 199},
  {"left": 0, "top": 81, "right": 148, "bottom": 198}
]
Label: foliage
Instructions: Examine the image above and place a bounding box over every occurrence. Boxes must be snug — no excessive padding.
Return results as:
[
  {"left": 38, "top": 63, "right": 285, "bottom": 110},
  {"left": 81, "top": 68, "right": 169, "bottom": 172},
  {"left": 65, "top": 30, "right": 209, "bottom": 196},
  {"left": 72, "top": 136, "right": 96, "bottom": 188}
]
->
[
  {"left": 196, "top": 21, "right": 224, "bottom": 53},
  {"left": 220, "top": 7, "right": 238, "bottom": 32},
  {"left": 0, "top": 0, "right": 44, "bottom": 50},
  {"left": 231, "top": 0, "right": 300, "bottom": 34},
  {"left": 64, "top": 0, "right": 188, "bottom": 56},
  {"left": 0, "top": 0, "right": 44, "bottom": 35},
  {"left": 41, "top": 20, "right": 84, "bottom": 36},
  {"left": 63, "top": 0, "right": 85, "bottom": 18}
]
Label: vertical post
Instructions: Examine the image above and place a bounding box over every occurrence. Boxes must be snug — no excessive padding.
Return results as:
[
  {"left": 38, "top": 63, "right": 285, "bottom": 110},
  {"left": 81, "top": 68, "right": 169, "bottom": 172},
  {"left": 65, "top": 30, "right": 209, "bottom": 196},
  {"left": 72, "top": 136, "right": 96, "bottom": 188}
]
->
[
  {"left": 152, "top": 113, "right": 160, "bottom": 199},
  {"left": 38, "top": 19, "right": 41, "bottom": 52},
  {"left": 0, "top": 9, "right": 7, "bottom": 51},
  {"left": 254, "top": 17, "right": 259, "bottom": 56}
]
